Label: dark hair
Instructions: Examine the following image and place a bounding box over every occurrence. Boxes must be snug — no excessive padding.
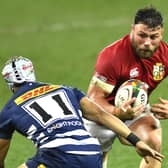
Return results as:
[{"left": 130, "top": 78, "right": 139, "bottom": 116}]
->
[
  {"left": 134, "top": 6, "right": 163, "bottom": 28},
  {"left": 14, "top": 82, "right": 27, "bottom": 87}
]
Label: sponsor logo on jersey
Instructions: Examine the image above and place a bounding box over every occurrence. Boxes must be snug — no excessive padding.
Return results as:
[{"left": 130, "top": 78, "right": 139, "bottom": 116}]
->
[
  {"left": 130, "top": 67, "right": 139, "bottom": 78},
  {"left": 47, "top": 121, "right": 83, "bottom": 133},
  {"left": 153, "top": 63, "right": 165, "bottom": 80},
  {"left": 15, "top": 85, "right": 61, "bottom": 105},
  {"left": 95, "top": 72, "right": 107, "bottom": 82}
]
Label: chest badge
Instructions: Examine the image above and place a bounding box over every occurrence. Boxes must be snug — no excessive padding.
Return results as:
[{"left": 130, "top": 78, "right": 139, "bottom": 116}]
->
[{"left": 153, "top": 63, "right": 165, "bottom": 80}]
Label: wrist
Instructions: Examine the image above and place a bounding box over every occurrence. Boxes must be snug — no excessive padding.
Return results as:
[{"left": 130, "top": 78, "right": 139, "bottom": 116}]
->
[{"left": 126, "top": 132, "right": 141, "bottom": 146}]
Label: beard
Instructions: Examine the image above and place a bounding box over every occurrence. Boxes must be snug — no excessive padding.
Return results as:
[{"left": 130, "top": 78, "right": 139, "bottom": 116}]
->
[
  {"left": 131, "top": 37, "right": 159, "bottom": 59},
  {"left": 134, "top": 47, "right": 155, "bottom": 59}
]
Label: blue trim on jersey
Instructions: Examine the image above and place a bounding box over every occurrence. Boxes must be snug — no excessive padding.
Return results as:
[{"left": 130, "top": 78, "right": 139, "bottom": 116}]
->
[
  {"left": 0, "top": 82, "right": 101, "bottom": 155},
  {"left": 26, "top": 148, "right": 102, "bottom": 168}
]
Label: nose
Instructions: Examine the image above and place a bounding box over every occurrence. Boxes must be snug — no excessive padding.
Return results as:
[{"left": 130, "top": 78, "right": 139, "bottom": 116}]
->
[{"left": 144, "top": 37, "right": 151, "bottom": 46}]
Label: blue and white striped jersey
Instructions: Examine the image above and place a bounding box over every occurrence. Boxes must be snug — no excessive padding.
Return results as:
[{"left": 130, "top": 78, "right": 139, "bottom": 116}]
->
[{"left": 0, "top": 82, "right": 101, "bottom": 155}]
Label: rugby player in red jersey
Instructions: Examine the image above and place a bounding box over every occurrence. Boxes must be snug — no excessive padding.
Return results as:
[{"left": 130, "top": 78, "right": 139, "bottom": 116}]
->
[{"left": 85, "top": 6, "right": 168, "bottom": 168}]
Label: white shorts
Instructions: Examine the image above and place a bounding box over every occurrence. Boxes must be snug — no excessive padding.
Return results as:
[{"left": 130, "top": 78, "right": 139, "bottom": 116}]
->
[
  {"left": 84, "top": 118, "right": 117, "bottom": 152},
  {"left": 84, "top": 104, "right": 160, "bottom": 152}
]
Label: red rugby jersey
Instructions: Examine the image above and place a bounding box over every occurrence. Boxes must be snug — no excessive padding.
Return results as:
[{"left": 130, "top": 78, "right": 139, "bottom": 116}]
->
[{"left": 94, "top": 35, "right": 168, "bottom": 102}]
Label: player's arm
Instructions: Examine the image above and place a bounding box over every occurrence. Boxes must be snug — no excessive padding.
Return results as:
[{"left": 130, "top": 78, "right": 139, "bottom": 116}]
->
[
  {"left": 0, "top": 139, "right": 11, "bottom": 168},
  {"left": 87, "top": 77, "right": 144, "bottom": 120},
  {"left": 80, "top": 97, "right": 164, "bottom": 162},
  {"left": 81, "top": 96, "right": 133, "bottom": 137},
  {"left": 151, "top": 97, "right": 168, "bottom": 119}
]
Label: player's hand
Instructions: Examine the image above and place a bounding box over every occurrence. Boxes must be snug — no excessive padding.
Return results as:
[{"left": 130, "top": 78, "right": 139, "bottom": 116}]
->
[
  {"left": 119, "top": 98, "right": 145, "bottom": 120},
  {"left": 151, "top": 97, "right": 168, "bottom": 119},
  {"left": 135, "top": 141, "right": 164, "bottom": 163}
]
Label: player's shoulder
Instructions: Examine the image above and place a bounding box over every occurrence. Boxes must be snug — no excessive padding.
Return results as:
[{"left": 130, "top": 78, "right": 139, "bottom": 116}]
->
[
  {"left": 106, "top": 35, "right": 129, "bottom": 48},
  {"left": 0, "top": 96, "right": 17, "bottom": 118},
  {"left": 154, "top": 41, "right": 168, "bottom": 63},
  {"left": 159, "top": 41, "right": 168, "bottom": 52},
  {"left": 103, "top": 35, "right": 129, "bottom": 50},
  {"left": 96, "top": 35, "right": 130, "bottom": 68},
  {"left": 99, "top": 35, "right": 130, "bottom": 59},
  {"left": 63, "top": 85, "right": 85, "bottom": 95}
]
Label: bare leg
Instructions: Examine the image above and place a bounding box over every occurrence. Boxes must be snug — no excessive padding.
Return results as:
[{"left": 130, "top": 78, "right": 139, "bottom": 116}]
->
[
  {"left": 129, "top": 115, "right": 162, "bottom": 168},
  {"left": 102, "top": 152, "right": 108, "bottom": 168}
]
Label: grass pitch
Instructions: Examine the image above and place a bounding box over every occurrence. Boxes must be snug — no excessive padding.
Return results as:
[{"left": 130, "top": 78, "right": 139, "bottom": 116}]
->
[{"left": 0, "top": 0, "right": 168, "bottom": 167}]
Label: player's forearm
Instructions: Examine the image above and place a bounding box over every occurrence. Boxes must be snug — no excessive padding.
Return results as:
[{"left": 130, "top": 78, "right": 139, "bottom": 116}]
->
[
  {"left": 81, "top": 97, "right": 128, "bottom": 136},
  {"left": 93, "top": 97, "right": 138, "bottom": 121},
  {"left": 81, "top": 97, "right": 130, "bottom": 137},
  {"left": 99, "top": 111, "right": 143, "bottom": 147},
  {"left": 90, "top": 96, "right": 121, "bottom": 116},
  {"left": 98, "top": 109, "right": 131, "bottom": 137},
  {"left": 81, "top": 97, "right": 141, "bottom": 146},
  {"left": 93, "top": 99, "right": 126, "bottom": 120}
]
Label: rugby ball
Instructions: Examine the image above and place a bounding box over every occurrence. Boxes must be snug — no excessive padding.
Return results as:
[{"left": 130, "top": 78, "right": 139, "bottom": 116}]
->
[{"left": 114, "top": 79, "right": 148, "bottom": 107}]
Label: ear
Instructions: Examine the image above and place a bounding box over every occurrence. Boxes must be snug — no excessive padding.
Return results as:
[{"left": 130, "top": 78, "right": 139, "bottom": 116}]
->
[
  {"left": 130, "top": 24, "right": 135, "bottom": 37},
  {"left": 131, "top": 24, "right": 135, "bottom": 31},
  {"left": 161, "top": 27, "right": 164, "bottom": 35}
]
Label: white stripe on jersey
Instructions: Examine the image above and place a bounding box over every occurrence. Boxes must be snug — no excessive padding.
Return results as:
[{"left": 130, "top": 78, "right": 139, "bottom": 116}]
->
[
  {"left": 55, "top": 129, "right": 90, "bottom": 137},
  {"left": 91, "top": 76, "right": 114, "bottom": 93},
  {"left": 39, "top": 136, "right": 100, "bottom": 154},
  {"left": 66, "top": 151, "right": 100, "bottom": 155}
]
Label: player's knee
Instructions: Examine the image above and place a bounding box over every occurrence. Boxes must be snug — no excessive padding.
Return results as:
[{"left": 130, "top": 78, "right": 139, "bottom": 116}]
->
[
  {"left": 147, "top": 128, "right": 162, "bottom": 152},
  {"left": 129, "top": 115, "right": 162, "bottom": 151},
  {"left": 137, "top": 127, "right": 161, "bottom": 152},
  {"left": 145, "top": 117, "right": 162, "bottom": 151},
  {"left": 141, "top": 124, "right": 162, "bottom": 152}
]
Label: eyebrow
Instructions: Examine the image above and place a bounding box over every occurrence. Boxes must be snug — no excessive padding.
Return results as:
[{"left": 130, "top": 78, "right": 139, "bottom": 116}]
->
[{"left": 138, "top": 30, "right": 160, "bottom": 35}]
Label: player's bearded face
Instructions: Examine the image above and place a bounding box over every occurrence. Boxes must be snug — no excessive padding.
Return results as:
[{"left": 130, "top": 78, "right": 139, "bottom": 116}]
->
[{"left": 130, "top": 24, "right": 163, "bottom": 59}]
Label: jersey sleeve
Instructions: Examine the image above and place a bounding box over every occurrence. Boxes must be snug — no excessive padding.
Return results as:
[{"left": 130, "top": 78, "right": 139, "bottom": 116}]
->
[
  {"left": 94, "top": 47, "right": 119, "bottom": 86},
  {"left": 0, "top": 109, "right": 15, "bottom": 139},
  {"left": 72, "top": 88, "right": 86, "bottom": 101}
]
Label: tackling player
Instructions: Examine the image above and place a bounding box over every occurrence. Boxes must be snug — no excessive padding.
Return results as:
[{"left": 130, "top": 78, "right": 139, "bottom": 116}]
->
[
  {"left": 0, "top": 56, "right": 164, "bottom": 168},
  {"left": 85, "top": 6, "right": 168, "bottom": 168}
]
